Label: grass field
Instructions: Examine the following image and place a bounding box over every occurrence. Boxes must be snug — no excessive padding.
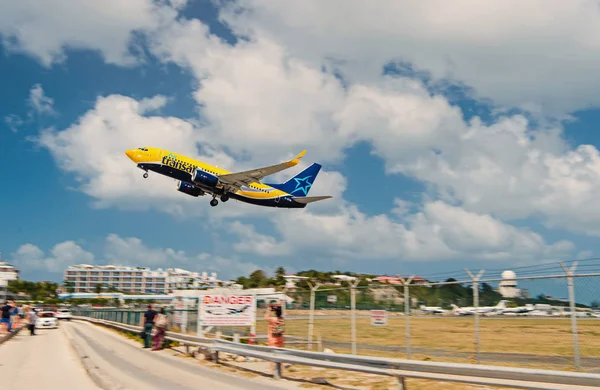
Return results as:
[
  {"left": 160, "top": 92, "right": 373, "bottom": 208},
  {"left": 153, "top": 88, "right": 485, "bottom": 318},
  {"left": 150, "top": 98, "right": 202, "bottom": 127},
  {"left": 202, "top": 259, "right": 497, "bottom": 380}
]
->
[{"left": 253, "top": 311, "right": 600, "bottom": 359}]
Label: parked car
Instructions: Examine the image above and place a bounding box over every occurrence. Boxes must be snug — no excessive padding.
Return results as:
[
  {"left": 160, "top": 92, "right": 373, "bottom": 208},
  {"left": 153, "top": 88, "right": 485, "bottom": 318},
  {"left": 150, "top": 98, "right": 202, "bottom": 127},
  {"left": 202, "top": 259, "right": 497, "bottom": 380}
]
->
[
  {"left": 36, "top": 311, "right": 59, "bottom": 329},
  {"left": 55, "top": 308, "right": 72, "bottom": 321}
]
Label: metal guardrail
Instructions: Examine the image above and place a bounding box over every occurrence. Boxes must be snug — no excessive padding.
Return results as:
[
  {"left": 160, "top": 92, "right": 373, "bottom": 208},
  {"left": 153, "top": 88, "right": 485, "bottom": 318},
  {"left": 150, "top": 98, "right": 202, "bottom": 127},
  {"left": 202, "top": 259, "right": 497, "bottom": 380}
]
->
[{"left": 72, "top": 316, "right": 600, "bottom": 390}]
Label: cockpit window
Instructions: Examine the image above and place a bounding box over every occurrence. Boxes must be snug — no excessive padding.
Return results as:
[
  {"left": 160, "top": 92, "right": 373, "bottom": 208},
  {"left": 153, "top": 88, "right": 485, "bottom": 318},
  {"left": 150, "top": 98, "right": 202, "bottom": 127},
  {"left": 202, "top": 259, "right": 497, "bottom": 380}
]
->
[{"left": 137, "top": 147, "right": 149, "bottom": 152}]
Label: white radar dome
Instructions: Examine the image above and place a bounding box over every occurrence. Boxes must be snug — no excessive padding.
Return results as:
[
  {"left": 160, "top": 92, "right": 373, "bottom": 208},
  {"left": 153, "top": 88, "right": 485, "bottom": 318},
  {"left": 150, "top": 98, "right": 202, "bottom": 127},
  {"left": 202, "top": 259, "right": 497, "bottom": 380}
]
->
[{"left": 501, "top": 270, "right": 516, "bottom": 279}]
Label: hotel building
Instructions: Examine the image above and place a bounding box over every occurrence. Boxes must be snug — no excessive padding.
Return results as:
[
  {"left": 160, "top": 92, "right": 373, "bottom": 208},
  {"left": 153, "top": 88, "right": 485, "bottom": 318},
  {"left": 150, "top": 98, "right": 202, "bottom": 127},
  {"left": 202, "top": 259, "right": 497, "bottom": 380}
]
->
[{"left": 63, "top": 264, "right": 218, "bottom": 294}]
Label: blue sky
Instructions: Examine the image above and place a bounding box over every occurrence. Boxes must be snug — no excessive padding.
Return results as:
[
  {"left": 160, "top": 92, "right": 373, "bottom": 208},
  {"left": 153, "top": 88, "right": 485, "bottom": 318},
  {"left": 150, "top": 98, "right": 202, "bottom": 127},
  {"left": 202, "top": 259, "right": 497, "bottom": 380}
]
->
[{"left": 2, "top": 1, "right": 600, "bottom": 304}]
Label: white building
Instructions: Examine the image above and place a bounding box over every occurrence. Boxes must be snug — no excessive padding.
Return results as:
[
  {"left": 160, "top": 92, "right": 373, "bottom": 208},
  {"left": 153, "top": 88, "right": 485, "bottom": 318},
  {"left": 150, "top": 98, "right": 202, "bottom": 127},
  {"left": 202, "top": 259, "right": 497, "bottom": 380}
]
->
[
  {"left": 167, "top": 269, "right": 220, "bottom": 289},
  {"left": 63, "top": 264, "right": 218, "bottom": 294},
  {"left": 0, "top": 261, "right": 19, "bottom": 284},
  {"left": 0, "top": 261, "right": 20, "bottom": 301},
  {"left": 497, "top": 270, "right": 522, "bottom": 298}
]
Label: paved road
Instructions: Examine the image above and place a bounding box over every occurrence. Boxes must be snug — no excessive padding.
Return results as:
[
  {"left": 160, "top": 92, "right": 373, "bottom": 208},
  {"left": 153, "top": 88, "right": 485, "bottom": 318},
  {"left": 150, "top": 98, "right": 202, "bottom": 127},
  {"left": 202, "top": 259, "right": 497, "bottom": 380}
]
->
[
  {"left": 0, "top": 326, "right": 101, "bottom": 389},
  {"left": 62, "top": 321, "right": 301, "bottom": 390}
]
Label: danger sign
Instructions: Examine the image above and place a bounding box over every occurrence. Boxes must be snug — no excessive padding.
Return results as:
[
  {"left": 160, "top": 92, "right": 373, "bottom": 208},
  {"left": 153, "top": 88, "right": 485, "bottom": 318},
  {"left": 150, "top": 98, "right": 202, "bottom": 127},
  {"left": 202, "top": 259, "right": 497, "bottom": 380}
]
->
[
  {"left": 198, "top": 294, "right": 256, "bottom": 327},
  {"left": 370, "top": 310, "right": 388, "bottom": 326}
]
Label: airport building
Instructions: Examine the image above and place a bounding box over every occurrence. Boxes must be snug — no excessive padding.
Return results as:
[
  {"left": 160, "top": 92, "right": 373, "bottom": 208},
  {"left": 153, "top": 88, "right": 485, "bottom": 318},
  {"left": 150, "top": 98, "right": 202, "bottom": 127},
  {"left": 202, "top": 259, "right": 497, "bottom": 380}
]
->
[
  {"left": 497, "top": 270, "right": 522, "bottom": 298},
  {"left": 63, "top": 264, "right": 219, "bottom": 294}
]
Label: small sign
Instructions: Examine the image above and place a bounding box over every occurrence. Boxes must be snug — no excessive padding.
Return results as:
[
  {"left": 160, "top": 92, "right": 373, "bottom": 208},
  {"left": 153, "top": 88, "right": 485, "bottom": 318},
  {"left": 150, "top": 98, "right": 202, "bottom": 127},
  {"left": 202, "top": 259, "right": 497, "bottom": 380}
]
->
[
  {"left": 327, "top": 295, "right": 337, "bottom": 303},
  {"left": 371, "top": 310, "right": 388, "bottom": 326}
]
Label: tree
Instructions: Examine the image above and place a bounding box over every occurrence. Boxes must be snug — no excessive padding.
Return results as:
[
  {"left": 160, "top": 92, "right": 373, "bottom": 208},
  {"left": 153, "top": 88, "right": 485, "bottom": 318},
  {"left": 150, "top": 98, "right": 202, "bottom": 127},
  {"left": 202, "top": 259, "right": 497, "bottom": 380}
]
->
[
  {"left": 275, "top": 266, "right": 286, "bottom": 278},
  {"left": 248, "top": 270, "right": 268, "bottom": 288},
  {"left": 64, "top": 280, "right": 75, "bottom": 293},
  {"left": 95, "top": 283, "right": 104, "bottom": 294},
  {"left": 273, "top": 266, "right": 286, "bottom": 286},
  {"left": 591, "top": 300, "right": 600, "bottom": 309},
  {"left": 479, "top": 282, "right": 503, "bottom": 306}
]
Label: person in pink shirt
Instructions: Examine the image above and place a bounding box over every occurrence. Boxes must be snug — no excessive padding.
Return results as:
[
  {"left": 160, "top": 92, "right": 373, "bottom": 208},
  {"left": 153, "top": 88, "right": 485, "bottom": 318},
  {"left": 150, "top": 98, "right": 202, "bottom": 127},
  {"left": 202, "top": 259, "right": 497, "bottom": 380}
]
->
[{"left": 265, "top": 303, "right": 285, "bottom": 348}]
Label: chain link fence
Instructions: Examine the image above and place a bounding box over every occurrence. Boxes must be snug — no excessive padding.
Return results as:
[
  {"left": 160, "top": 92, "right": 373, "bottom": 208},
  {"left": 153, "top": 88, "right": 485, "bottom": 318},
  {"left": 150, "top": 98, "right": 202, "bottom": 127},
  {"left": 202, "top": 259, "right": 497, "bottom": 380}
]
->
[{"left": 72, "top": 260, "right": 600, "bottom": 373}]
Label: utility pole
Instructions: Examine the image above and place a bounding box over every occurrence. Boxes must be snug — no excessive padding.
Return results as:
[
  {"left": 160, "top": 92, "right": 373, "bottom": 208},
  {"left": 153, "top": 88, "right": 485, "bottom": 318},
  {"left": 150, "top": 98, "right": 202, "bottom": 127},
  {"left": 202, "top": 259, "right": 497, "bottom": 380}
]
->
[
  {"left": 398, "top": 275, "right": 414, "bottom": 358},
  {"left": 466, "top": 269, "right": 485, "bottom": 364},
  {"left": 560, "top": 262, "right": 580, "bottom": 370},
  {"left": 349, "top": 278, "right": 361, "bottom": 355},
  {"left": 307, "top": 280, "right": 321, "bottom": 350}
]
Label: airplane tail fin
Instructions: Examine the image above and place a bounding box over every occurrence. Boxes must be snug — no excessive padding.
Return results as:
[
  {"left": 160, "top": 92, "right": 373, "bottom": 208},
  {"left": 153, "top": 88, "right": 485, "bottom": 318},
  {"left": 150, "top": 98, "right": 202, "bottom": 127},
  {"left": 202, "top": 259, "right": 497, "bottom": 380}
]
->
[{"left": 265, "top": 162, "right": 322, "bottom": 196}]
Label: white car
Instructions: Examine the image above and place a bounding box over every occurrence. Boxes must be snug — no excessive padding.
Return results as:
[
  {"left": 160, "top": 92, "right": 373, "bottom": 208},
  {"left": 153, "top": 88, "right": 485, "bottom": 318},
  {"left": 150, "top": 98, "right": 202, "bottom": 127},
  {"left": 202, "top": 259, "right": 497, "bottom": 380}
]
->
[
  {"left": 36, "top": 311, "right": 59, "bottom": 329},
  {"left": 55, "top": 309, "right": 72, "bottom": 321}
]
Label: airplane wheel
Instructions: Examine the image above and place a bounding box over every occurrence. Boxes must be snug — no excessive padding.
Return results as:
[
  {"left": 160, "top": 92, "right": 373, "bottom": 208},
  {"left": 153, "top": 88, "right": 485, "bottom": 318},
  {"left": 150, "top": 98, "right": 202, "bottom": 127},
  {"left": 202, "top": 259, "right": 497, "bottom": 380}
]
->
[
  {"left": 143, "top": 172, "right": 148, "bottom": 179},
  {"left": 210, "top": 199, "right": 218, "bottom": 207},
  {"left": 220, "top": 194, "right": 229, "bottom": 202}
]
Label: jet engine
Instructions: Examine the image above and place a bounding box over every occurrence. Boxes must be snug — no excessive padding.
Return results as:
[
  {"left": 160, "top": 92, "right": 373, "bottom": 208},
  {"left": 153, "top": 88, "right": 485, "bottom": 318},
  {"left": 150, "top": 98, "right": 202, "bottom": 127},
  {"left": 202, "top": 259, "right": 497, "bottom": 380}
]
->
[
  {"left": 191, "top": 169, "right": 219, "bottom": 187},
  {"left": 176, "top": 181, "right": 205, "bottom": 197}
]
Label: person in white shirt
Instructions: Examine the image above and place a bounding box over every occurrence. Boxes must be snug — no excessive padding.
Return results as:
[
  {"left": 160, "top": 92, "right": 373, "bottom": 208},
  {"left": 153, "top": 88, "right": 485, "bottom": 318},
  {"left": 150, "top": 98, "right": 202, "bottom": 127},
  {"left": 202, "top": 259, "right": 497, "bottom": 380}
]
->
[{"left": 26, "top": 307, "right": 38, "bottom": 336}]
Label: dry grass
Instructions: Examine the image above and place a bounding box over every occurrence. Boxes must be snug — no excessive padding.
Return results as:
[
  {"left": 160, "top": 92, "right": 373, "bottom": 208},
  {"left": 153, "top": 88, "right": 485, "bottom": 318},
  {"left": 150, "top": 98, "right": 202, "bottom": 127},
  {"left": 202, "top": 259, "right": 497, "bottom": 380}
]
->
[{"left": 255, "top": 314, "right": 600, "bottom": 358}]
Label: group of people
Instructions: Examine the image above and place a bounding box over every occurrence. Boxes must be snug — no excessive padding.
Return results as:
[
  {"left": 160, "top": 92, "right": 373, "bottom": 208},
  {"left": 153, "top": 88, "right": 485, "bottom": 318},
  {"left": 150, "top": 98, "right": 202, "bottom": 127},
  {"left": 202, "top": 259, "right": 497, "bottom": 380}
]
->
[
  {"left": 140, "top": 304, "right": 169, "bottom": 350},
  {"left": 1, "top": 300, "right": 39, "bottom": 336},
  {"left": 138, "top": 302, "right": 286, "bottom": 375}
]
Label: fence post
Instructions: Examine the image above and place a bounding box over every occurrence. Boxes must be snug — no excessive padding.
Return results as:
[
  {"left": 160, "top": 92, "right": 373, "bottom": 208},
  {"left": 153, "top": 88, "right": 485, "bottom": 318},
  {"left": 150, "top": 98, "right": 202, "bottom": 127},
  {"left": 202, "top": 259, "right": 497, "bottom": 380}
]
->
[
  {"left": 274, "top": 362, "right": 282, "bottom": 379},
  {"left": 307, "top": 281, "right": 321, "bottom": 351},
  {"left": 398, "top": 275, "right": 414, "bottom": 359},
  {"left": 466, "top": 269, "right": 485, "bottom": 364},
  {"left": 560, "top": 261, "right": 580, "bottom": 370},
  {"left": 350, "top": 278, "right": 360, "bottom": 355}
]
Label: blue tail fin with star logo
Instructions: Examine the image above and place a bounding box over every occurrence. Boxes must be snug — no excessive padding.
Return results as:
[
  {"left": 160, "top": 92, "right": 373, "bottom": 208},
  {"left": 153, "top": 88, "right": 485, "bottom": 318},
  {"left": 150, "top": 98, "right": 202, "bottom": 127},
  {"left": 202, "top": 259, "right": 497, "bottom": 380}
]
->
[{"left": 265, "top": 163, "right": 322, "bottom": 196}]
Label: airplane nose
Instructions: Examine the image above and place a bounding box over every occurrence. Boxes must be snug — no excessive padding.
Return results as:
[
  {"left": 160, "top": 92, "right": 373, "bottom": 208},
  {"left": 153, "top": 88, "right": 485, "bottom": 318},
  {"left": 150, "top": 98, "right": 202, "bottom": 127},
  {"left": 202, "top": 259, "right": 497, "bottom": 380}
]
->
[{"left": 125, "top": 149, "right": 135, "bottom": 160}]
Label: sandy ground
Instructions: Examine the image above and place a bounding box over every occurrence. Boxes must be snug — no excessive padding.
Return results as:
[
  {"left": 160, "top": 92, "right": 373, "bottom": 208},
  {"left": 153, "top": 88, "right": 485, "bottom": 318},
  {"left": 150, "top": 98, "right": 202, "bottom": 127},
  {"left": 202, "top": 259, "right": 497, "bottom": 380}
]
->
[
  {"left": 0, "top": 325, "right": 101, "bottom": 389},
  {"left": 62, "top": 320, "right": 304, "bottom": 390}
]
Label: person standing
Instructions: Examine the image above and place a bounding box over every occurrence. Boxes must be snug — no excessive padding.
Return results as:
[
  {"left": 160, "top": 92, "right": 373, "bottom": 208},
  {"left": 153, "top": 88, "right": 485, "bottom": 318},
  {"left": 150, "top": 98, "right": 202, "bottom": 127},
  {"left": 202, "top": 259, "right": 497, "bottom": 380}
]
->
[
  {"left": 140, "top": 304, "right": 157, "bottom": 349},
  {"left": 264, "top": 304, "right": 285, "bottom": 375},
  {"left": 27, "top": 307, "right": 37, "bottom": 336},
  {"left": 151, "top": 307, "right": 168, "bottom": 351}
]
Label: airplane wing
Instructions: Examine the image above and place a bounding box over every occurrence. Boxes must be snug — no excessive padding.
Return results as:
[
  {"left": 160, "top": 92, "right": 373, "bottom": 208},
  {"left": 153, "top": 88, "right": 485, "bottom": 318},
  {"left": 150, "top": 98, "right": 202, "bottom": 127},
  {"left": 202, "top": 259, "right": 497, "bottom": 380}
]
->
[{"left": 218, "top": 150, "right": 306, "bottom": 189}]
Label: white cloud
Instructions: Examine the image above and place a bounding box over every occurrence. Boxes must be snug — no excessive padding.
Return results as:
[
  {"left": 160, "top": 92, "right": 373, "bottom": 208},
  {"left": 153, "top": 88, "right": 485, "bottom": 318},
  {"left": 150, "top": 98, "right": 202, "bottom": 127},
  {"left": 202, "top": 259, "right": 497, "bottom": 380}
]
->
[
  {"left": 0, "top": 0, "right": 182, "bottom": 67},
  {"left": 4, "top": 114, "right": 23, "bottom": 133},
  {"left": 28, "top": 84, "right": 55, "bottom": 116},
  {"left": 249, "top": 201, "right": 575, "bottom": 265},
  {"left": 35, "top": 94, "right": 209, "bottom": 216},
  {"left": 9, "top": 234, "right": 265, "bottom": 280},
  {"left": 219, "top": 0, "right": 600, "bottom": 115},
  {"left": 11, "top": 241, "right": 95, "bottom": 274},
  {"left": 229, "top": 221, "right": 289, "bottom": 256},
  {"left": 151, "top": 21, "right": 349, "bottom": 165},
  {"left": 31, "top": 7, "right": 600, "bottom": 271},
  {"left": 103, "top": 233, "right": 267, "bottom": 279}
]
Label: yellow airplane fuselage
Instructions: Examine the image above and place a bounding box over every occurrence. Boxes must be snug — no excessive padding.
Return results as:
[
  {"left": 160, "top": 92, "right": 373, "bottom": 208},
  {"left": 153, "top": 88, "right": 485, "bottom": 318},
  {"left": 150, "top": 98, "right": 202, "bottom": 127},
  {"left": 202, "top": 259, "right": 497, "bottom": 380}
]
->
[{"left": 125, "top": 147, "right": 313, "bottom": 208}]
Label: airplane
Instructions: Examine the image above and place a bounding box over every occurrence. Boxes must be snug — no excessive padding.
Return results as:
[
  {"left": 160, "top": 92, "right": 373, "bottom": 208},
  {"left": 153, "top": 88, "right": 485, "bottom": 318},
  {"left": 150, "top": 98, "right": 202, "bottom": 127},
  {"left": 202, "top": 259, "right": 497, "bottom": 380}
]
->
[
  {"left": 125, "top": 146, "right": 332, "bottom": 208},
  {"left": 451, "top": 300, "right": 508, "bottom": 316},
  {"left": 419, "top": 305, "right": 447, "bottom": 314},
  {"left": 500, "top": 303, "right": 535, "bottom": 316},
  {"left": 205, "top": 305, "right": 251, "bottom": 316}
]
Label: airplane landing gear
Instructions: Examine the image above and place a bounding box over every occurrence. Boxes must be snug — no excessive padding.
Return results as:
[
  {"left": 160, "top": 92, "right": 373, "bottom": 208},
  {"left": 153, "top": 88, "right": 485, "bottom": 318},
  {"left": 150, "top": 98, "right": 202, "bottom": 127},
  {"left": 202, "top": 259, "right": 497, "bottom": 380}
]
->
[
  {"left": 220, "top": 193, "right": 229, "bottom": 202},
  {"left": 210, "top": 198, "right": 218, "bottom": 207},
  {"left": 143, "top": 171, "right": 148, "bottom": 179}
]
